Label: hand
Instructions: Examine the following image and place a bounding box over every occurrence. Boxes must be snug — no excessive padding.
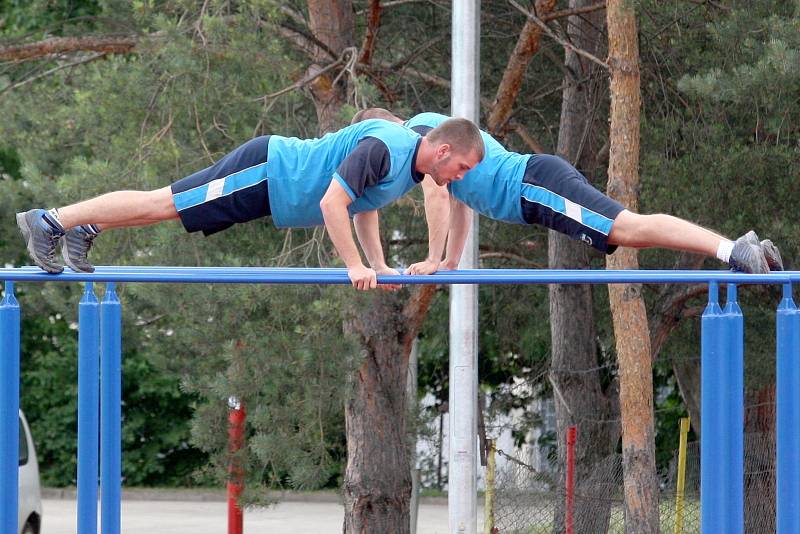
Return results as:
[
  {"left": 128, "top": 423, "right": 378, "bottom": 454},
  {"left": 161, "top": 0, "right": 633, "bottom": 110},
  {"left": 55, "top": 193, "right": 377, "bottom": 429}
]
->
[
  {"left": 374, "top": 265, "right": 402, "bottom": 292},
  {"left": 404, "top": 259, "right": 441, "bottom": 275},
  {"left": 439, "top": 258, "right": 460, "bottom": 271},
  {"left": 347, "top": 264, "right": 378, "bottom": 291}
]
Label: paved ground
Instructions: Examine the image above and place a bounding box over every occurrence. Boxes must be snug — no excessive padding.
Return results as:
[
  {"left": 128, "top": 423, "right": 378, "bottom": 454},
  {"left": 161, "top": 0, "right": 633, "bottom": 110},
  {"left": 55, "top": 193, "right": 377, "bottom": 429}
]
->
[{"left": 41, "top": 498, "right": 484, "bottom": 533}]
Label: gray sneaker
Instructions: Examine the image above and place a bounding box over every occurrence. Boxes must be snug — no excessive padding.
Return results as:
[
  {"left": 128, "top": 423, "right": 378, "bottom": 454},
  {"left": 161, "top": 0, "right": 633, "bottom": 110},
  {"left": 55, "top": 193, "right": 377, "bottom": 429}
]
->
[
  {"left": 742, "top": 231, "right": 784, "bottom": 271},
  {"left": 63, "top": 226, "right": 98, "bottom": 273},
  {"left": 16, "top": 209, "right": 65, "bottom": 274},
  {"left": 729, "top": 231, "right": 769, "bottom": 274},
  {"left": 759, "top": 239, "right": 784, "bottom": 271}
]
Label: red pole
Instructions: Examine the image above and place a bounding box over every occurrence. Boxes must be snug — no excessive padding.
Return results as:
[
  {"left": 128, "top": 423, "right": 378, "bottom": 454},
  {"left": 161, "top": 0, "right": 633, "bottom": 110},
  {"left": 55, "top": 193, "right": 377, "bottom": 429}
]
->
[
  {"left": 565, "top": 426, "right": 577, "bottom": 534},
  {"left": 228, "top": 397, "right": 246, "bottom": 534}
]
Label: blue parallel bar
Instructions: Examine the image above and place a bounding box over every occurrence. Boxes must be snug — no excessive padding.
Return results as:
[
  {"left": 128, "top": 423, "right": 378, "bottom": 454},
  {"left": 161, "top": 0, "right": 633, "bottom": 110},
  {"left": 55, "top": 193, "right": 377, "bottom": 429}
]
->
[
  {"left": 101, "top": 283, "right": 122, "bottom": 534},
  {"left": 724, "top": 284, "right": 744, "bottom": 534},
  {"left": 701, "top": 282, "right": 727, "bottom": 534},
  {"left": 777, "top": 283, "right": 800, "bottom": 534},
  {"left": 78, "top": 283, "right": 100, "bottom": 534},
  {"left": 0, "top": 282, "right": 20, "bottom": 534},
  {"left": 1, "top": 267, "right": 800, "bottom": 285}
]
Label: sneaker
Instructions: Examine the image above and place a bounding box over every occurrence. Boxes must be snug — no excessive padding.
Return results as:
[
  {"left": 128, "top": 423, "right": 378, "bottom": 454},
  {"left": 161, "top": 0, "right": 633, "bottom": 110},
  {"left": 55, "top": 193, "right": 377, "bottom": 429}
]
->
[
  {"left": 16, "top": 209, "right": 65, "bottom": 274},
  {"left": 63, "top": 225, "right": 99, "bottom": 273},
  {"left": 729, "top": 231, "right": 769, "bottom": 274},
  {"left": 742, "top": 231, "right": 784, "bottom": 271},
  {"left": 759, "top": 239, "right": 784, "bottom": 271}
]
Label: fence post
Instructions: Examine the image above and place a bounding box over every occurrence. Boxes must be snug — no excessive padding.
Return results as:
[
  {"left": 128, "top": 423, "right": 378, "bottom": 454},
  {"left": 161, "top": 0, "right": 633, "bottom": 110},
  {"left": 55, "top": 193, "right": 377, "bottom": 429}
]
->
[
  {"left": 674, "top": 417, "right": 690, "bottom": 534},
  {"left": 701, "top": 281, "right": 727, "bottom": 534},
  {"left": 776, "top": 283, "right": 800, "bottom": 534},
  {"left": 78, "top": 282, "right": 100, "bottom": 534},
  {"left": 483, "top": 439, "right": 495, "bottom": 534},
  {"left": 724, "top": 284, "right": 744, "bottom": 534},
  {"left": 0, "top": 282, "right": 20, "bottom": 534},
  {"left": 101, "top": 283, "right": 122, "bottom": 534},
  {"left": 566, "top": 426, "right": 577, "bottom": 534},
  {"left": 228, "top": 397, "right": 245, "bottom": 534}
]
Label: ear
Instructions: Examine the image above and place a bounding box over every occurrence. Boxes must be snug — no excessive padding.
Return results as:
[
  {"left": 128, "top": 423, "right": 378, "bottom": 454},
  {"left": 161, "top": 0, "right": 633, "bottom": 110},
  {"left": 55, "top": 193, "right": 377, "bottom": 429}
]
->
[{"left": 436, "top": 143, "right": 452, "bottom": 159}]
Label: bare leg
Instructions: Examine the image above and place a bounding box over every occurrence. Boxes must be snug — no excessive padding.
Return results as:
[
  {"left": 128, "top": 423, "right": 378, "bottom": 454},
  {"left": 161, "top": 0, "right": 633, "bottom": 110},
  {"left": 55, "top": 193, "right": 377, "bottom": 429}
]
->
[
  {"left": 56, "top": 186, "right": 179, "bottom": 231},
  {"left": 608, "top": 210, "right": 727, "bottom": 257}
]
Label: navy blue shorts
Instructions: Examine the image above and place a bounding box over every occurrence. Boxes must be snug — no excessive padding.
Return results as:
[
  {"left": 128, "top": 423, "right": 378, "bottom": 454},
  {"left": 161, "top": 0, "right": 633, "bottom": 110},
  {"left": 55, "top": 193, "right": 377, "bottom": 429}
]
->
[
  {"left": 171, "top": 136, "right": 271, "bottom": 236},
  {"left": 520, "top": 155, "right": 625, "bottom": 254}
]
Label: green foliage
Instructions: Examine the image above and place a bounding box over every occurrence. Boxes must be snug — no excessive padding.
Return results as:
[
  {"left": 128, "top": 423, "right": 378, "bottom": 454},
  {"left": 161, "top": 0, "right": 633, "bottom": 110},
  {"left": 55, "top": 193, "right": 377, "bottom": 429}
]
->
[
  {"left": 0, "top": 0, "right": 102, "bottom": 37},
  {"left": 3, "top": 0, "right": 799, "bottom": 496},
  {"left": 18, "top": 293, "right": 205, "bottom": 486}
]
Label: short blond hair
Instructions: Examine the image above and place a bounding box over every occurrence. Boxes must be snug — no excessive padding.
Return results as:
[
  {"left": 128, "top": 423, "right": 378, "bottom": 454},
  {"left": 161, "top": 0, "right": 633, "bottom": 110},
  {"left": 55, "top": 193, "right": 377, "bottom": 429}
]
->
[
  {"left": 350, "top": 107, "right": 404, "bottom": 125},
  {"left": 427, "top": 118, "right": 484, "bottom": 160}
]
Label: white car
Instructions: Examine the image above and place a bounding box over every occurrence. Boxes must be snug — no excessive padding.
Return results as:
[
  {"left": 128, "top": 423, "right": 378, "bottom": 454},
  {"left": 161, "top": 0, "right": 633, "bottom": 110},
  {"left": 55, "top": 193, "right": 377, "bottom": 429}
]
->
[{"left": 18, "top": 410, "right": 42, "bottom": 534}]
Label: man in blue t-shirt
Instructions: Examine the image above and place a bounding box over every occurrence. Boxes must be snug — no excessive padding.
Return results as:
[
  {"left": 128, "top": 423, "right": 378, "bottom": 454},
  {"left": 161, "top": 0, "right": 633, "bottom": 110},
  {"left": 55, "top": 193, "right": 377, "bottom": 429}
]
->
[
  {"left": 16, "top": 118, "right": 484, "bottom": 289},
  {"left": 350, "top": 108, "right": 783, "bottom": 275}
]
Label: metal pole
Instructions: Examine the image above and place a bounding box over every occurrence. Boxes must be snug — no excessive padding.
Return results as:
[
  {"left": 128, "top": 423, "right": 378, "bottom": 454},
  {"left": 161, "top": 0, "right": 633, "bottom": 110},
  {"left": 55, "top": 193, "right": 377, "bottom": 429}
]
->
[
  {"left": 674, "top": 417, "right": 690, "bottom": 534},
  {"left": 0, "top": 266, "right": 799, "bottom": 285},
  {"left": 483, "top": 439, "right": 495, "bottom": 534},
  {"left": 565, "top": 426, "right": 577, "bottom": 534},
  {"left": 724, "top": 284, "right": 744, "bottom": 534},
  {"left": 0, "top": 282, "right": 20, "bottom": 534},
  {"left": 450, "top": 1, "right": 480, "bottom": 532},
  {"left": 101, "top": 283, "right": 122, "bottom": 534},
  {"left": 227, "top": 397, "right": 245, "bottom": 534},
  {"left": 78, "top": 283, "right": 100, "bottom": 534},
  {"left": 777, "top": 283, "right": 800, "bottom": 534},
  {"left": 701, "top": 282, "right": 726, "bottom": 534}
]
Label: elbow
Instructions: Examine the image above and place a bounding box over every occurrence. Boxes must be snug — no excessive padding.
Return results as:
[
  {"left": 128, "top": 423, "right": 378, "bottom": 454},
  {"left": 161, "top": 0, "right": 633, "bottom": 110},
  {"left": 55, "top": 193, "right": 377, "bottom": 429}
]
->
[{"left": 319, "top": 196, "right": 335, "bottom": 219}]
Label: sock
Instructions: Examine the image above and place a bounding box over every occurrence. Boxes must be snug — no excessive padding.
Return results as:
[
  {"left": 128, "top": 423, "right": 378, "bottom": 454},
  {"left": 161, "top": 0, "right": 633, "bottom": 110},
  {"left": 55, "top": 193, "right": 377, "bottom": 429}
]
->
[
  {"left": 717, "top": 240, "right": 734, "bottom": 263},
  {"left": 82, "top": 224, "right": 101, "bottom": 235},
  {"left": 42, "top": 208, "right": 65, "bottom": 232}
]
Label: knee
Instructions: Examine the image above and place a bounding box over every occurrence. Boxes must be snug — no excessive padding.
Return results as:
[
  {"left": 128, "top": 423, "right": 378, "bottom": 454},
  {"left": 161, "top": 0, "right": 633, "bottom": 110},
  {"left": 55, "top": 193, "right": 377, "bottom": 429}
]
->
[
  {"left": 609, "top": 210, "right": 651, "bottom": 246},
  {"left": 147, "top": 187, "right": 178, "bottom": 219}
]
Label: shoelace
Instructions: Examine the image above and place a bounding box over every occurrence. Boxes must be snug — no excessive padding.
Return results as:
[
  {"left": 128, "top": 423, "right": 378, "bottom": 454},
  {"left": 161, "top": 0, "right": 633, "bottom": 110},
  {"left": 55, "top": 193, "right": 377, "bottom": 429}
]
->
[
  {"left": 75, "top": 232, "right": 97, "bottom": 261},
  {"left": 44, "top": 233, "right": 61, "bottom": 261}
]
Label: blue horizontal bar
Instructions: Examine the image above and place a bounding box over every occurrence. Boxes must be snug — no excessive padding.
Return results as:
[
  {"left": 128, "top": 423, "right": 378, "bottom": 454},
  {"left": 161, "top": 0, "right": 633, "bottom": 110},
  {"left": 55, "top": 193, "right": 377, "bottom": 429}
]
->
[{"left": 0, "top": 267, "right": 799, "bottom": 285}]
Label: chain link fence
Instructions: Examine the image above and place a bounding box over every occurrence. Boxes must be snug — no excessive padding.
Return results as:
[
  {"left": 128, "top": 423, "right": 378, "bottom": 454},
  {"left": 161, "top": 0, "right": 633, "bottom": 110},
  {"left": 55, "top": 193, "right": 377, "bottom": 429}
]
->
[{"left": 487, "top": 432, "right": 775, "bottom": 533}]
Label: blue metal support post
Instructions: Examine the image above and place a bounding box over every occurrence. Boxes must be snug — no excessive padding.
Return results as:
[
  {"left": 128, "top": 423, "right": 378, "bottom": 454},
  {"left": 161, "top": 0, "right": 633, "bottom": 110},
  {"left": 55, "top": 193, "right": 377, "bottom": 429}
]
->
[
  {"left": 101, "top": 283, "right": 122, "bottom": 534},
  {"left": 0, "top": 282, "right": 20, "bottom": 534},
  {"left": 724, "top": 284, "right": 744, "bottom": 534},
  {"left": 78, "top": 283, "right": 100, "bottom": 534},
  {"left": 777, "top": 283, "right": 800, "bottom": 534},
  {"left": 701, "top": 282, "right": 728, "bottom": 533}
]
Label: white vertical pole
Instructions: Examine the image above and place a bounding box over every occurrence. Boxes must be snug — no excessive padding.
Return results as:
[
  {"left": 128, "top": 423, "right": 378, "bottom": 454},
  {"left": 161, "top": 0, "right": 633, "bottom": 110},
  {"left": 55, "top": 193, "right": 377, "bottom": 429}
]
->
[{"left": 450, "top": 1, "right": 480, "bottom": 533}]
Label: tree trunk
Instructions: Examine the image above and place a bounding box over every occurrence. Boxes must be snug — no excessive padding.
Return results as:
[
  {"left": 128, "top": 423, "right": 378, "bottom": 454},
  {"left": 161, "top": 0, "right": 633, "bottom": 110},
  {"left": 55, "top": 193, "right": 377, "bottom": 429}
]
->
[
  {"left": 549, "top": 2, "right": 620, "bottom": 533},
  {"left": 298, "top": 3, "right": 442, "bottom": 531},
  {"left": 486, "top": 0, "right": 556, "bottom": 136},
  {"left": 306, "top": 0, "right": 356, "bottom": 133},
  {"left": 343, "top": 293, "right": 412, "bottom": 534},
  {"left": 606, "top": 1, "right": 659, "bottom": 532},
  {"left": 342, "top": 286, "right": 437, "bottom": 533},
  {"left": 673, "top": 357, "right": 701, "bottom": 435}
]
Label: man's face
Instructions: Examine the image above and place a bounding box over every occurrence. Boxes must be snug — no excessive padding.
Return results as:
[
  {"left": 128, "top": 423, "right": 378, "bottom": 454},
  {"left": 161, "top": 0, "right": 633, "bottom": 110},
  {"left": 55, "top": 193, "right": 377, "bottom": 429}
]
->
[{"left": 428, "top": 145, "right": 482, "bottom": 186}]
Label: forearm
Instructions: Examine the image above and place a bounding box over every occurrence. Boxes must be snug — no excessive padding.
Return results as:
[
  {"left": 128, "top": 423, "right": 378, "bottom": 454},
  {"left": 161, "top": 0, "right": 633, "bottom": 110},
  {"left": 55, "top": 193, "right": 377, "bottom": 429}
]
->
[
  {"left": 353, "top": 211, "right": 388, "bottom": 269},
  {"left": 321, "top": 202, "right": 364, "bottom": 269},
  {"left": 444, "top": 199, "right": 473, "bottom": 268},
  {"left": 422, "top": 176, "right": 451, "bottom": 263}
]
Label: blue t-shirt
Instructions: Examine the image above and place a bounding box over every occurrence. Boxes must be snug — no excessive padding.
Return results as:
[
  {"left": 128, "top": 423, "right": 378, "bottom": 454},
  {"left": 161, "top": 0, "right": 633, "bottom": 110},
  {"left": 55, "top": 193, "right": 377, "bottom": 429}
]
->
[
  {"left": 405, "top": 112, "right": 530, "bottom": 224},
  {"left": 266, "top": 119, "right": 424, "bottom": 228}
]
